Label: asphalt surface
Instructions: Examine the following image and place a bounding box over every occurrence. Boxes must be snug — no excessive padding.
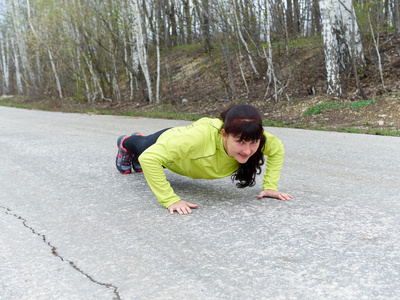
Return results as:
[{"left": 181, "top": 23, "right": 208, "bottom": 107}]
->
[{"left": 1, "top": 106, "right": 399, "bottom": 300}]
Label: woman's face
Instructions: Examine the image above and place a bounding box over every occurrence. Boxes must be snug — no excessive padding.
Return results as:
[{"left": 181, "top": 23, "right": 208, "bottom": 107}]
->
[{"left": 221, "top": 129, "right": 260, "bottom": 164}]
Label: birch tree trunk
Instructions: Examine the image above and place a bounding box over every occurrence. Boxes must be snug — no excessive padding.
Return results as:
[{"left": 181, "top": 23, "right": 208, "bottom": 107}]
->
[
  {"left": 26, "top": 0, "right": 40, "bottom": 88},
  {"left": 233, "top": 0, "right": 260, "bottom": 78},
  {"left": 319, "top": 0, "right": 341, "bottom": 96},
  {"left": 48, "top": 49, "right": 63, "bottom": 98},
  {"left": 319, "top": 0, "right": 365, "bottom": 96},
  {"left": 0, "top": 31, "right": 10, "bottom": 94},
  {"left": 337, "top": 0, "right": 365, "bottom": 64},
  {"left": 11, "top": 39, "right": 24, "bottom": 94},
  {"left": 11, "top": 0, "right": 36, "bottom": 89},
  {"left": 263, "top": 0, "right": 279, "bottom": 101},
  {"left": 155, "top": 6, "right": 161, "bottom": 104},
  {"left": 130, "top": 0, "right": 152, "bottom": 103},
  {"left": 28, "top": 0, "right": 63, "bottom": 99},
  {"left": 368, "top": 12, "right": 386, "bottom": 92},
  {"left": 338, "top": 0, "right": 366, "bottom": 98}
]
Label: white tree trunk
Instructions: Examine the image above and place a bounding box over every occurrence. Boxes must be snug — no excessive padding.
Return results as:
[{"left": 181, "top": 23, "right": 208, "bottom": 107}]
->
[
  {"left": 337, "top": 0, "right": 365, "bottom": 64},
  {"left": 83, "top": 53, "right": 111, "bottom": 102},
  {"left": 11, "top": 0, "right": 36, "bottom": 88},
  {"left": 368, "top": 13, "right": 386, "bottom": 91},
  {"left": 319, "top": 0, "right": 364, "bottom": 96},
  {"left": 232, "top": 0, "right": 260, "bottom": 79},
  {"left": 11, "top": 39, "right": 23, "bottom": 94},
  {"left": 130, "top": 0, "right": 153, "bottom": 103},
  {"left": 319, "top": 0, "right": 342, "bottom": 96},
  {"left": 0, "top": 31, "right": 10, "bottom": 94},
  {"left": 48, "top": 49, "right": 63, "bottom": 98},
  {"left": 263, "top": 0, "right": 279, "bottom": 101},
  {"left": 155, "top": 8, "right": 160, "bottom": 104},
  {"left": 131, "top": 36, "right": 140, "bottom": 93},
  {"left": 26, "top": 0, "right": 41, "bottom": 87}
]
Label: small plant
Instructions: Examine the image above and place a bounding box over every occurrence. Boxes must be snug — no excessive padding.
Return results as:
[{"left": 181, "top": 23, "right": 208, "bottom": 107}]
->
[
  {"left": 347, "top": 99, "right": 377, "bottom": 111},
  {"left": 303, "top": 99, "right": 377, "bottom": 117},
  {"left": 303, "top": 102, "right": 343, "bottom": 116}
]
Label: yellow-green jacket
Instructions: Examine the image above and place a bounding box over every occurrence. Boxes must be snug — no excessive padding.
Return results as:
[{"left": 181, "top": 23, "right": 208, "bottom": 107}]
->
[{"left": 138, "top": 118, "right": 284, "bottom": 208}]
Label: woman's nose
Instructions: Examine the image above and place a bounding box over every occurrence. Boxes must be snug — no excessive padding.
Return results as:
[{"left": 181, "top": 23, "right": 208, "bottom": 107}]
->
[{"left": 242, "top": 144, "right": 251, "bottom": 155}]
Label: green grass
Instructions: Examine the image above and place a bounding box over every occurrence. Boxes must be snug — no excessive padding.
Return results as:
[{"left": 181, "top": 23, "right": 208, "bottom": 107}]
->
[{"left": 303, "top": 99, "right": 378, "bottom": 117}]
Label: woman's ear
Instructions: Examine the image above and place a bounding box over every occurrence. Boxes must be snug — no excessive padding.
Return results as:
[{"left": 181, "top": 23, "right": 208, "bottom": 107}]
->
[{"left": 221, "top": 128, "right": 227, "bottom": 140}]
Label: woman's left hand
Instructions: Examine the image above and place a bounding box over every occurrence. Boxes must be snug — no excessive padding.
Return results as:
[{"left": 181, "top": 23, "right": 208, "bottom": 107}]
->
[{"left": 258, "top": 189, "right": 292, "bottom": 201}]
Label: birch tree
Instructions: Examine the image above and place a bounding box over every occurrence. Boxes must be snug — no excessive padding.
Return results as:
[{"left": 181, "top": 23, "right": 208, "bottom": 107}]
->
[
  {"left": 130, "top": 0, "right": 153, "bottom": 103},
  {"left": 319, "top": 0, "right": 341, "bottom": 96},
  {"left": 319, "top": 0, "right": 364, "bottom": 97},
  {"left": 233, "top": 0, "right": 260, "bottom": 78},
  {"left": 155, "top": 5, "right": 161, "bottom": 104},
  {"left": 11, "top": 39, "right": 24, "bottom": 94},
  {"left": 0, "top": 30, "right": 10, "bottom": 94},
  {"left": 337, "top": 0, "right": 364, "bottom": 64},
  {"left": 10, "top": 0, "right": 36, "bottom": 90},
  {"left": 262, "top": 0, "right": 279, "bottom": 101},
  {"left": 26, "top": 0, "right": 63, "bottom": 98}
]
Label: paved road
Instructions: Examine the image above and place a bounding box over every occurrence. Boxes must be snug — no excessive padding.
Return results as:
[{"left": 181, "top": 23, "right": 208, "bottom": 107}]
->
[{"left": 1, "top": 106, "right": 399, "bottom": 300}]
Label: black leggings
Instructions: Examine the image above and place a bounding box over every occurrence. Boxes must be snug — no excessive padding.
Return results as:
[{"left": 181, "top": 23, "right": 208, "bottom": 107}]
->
[{"left": 123, "top": 128, "right": 171, "bottom": 157}]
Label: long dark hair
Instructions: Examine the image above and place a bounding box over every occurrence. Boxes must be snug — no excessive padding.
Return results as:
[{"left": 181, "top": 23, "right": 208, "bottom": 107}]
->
[{"left": 220, "top": 104, "right": 266, "bottom": 188}]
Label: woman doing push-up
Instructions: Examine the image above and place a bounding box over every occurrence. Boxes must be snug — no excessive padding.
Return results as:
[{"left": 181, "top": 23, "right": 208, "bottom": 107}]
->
[{"left": 116, "top": 104, "right": 292, "bottom": 215}]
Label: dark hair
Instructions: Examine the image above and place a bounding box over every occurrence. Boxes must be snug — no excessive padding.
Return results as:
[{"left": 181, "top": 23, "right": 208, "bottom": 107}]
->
[{"left": 220, "top": 104, "right": 266, "bottom": 188}]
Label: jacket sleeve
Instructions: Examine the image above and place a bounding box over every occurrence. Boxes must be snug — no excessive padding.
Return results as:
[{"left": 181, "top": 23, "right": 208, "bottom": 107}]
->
[
  {"left": 138, "top": 128, "right": 206, "bottom": 208},
  {"left": 261, "top": 132, "right": 285, "bottom": 191},
  {"left": 138, "top": 141, "right": 182, "bottom": 208}
]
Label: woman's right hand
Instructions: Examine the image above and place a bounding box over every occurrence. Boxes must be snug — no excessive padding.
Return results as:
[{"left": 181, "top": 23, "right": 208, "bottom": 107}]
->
[{"left": 167, "top": 200, "right": 199, "bottom": 215}]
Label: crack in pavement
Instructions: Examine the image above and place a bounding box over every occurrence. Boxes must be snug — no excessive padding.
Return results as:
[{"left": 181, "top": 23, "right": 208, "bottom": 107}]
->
[{"left": 1, "top": 205, "right": 121, "bottom": 300}]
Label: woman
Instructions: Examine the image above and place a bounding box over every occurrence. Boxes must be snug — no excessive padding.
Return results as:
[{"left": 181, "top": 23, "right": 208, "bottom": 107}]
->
[{"left": 116, "top": 104, "right": 292, "bottom": 215}]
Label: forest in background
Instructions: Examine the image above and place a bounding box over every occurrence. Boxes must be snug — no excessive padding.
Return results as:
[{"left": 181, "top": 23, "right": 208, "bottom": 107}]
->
[{"left": 0, "top": 0, "right": 400, "bottom": 117}]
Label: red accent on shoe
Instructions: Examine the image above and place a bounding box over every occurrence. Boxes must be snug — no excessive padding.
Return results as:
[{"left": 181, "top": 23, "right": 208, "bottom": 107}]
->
[{"left": 120, "top": 135, "right": 130, "bottom": 152}]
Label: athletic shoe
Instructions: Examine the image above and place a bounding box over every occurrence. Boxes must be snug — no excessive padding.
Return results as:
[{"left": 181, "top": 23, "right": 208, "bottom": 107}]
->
[
  {"left": 131, "top": 133, "right": 143, "bottom": 172},
  {"left": 116, "top": 135, "right": 132, "bottom": 174}
]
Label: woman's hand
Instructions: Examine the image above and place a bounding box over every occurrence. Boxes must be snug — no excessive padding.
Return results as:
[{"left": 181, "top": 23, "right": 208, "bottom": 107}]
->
[
  {"left": 258, "top": 189, "right": 292, "bottom": 201},
  {"left": 167, "top": 200, "right": 199, "bottom": 215}
]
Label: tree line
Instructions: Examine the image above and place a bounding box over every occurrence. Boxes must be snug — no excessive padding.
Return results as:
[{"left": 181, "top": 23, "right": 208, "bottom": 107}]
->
[{"left": 0, "top": 0, "right": 399, "bottom": 103}]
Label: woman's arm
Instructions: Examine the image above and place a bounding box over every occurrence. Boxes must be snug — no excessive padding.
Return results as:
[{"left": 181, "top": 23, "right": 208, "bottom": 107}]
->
[
  {"left": 138, "top": 142, "right": 182, "bottom": 208},
  {"left": 261, "top": 132, "right": 285, "bottom": 191},
  {"left": 259, "top": 132, "right": 292, "bottom": 201},
  {"left": 138, "top": 123, "right": 210, "bottom": 209},
  {"left": 139, "top": 147, "right": 199, "bottom": 214}
]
